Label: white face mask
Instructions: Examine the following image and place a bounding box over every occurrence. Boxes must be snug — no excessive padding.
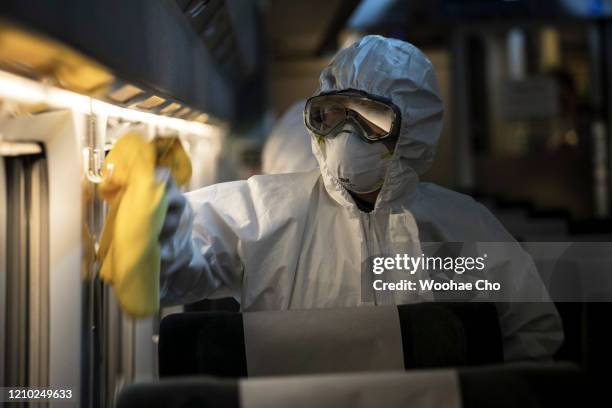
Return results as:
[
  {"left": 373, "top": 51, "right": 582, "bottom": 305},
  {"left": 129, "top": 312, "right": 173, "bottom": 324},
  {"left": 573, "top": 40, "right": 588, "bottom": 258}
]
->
[{"left": 324, "top": 125, "right": 392, "bottom": 194}]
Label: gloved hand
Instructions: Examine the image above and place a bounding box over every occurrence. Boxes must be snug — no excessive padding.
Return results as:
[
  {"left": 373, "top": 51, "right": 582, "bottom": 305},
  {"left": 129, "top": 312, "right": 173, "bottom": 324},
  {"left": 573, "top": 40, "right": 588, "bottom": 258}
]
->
[
  {"left": 159, "top": 169, "right": 188, "bottom": 242},
  {"left": 158, "top": 167, "right": 198, "bottom": 307}
]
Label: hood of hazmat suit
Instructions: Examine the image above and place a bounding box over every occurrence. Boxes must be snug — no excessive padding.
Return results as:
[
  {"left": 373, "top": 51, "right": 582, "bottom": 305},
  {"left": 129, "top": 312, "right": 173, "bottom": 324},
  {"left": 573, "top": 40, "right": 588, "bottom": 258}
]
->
[
  {"left": 160, "top": 35, "right": 562, "bottom": 361},
  {"left": 262, "top": 100, "right": 319, "bottom": 174}
]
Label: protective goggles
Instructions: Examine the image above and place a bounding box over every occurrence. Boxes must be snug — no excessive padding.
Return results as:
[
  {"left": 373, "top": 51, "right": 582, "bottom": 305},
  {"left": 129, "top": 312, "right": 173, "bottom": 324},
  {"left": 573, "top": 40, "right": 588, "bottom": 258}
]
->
[{"left": 304, "top": 90, "right": 401, "bottom": 142}]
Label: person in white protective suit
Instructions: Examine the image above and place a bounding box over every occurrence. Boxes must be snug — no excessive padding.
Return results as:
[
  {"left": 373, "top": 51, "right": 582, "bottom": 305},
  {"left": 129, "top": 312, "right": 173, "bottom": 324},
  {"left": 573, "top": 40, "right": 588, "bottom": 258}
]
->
[
  {"left": 160, "top": 35, "right": 563, "bottom": 361},
  {"left": 262, "top": 100, "right": 319, "bottom": 174}
]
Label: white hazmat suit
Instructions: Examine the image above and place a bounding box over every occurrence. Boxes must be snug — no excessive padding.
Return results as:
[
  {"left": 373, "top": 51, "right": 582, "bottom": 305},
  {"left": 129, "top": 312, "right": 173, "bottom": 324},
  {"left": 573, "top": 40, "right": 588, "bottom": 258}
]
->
[{"left": 160, "top": 35, "right": 563, "bottom": 361}]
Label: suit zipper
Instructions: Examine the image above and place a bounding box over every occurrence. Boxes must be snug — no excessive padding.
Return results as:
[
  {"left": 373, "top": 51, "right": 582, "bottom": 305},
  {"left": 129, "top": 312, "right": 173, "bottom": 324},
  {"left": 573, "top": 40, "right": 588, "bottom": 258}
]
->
[{"left": 360, "top": 212, "right": 377, "bottom": 305}]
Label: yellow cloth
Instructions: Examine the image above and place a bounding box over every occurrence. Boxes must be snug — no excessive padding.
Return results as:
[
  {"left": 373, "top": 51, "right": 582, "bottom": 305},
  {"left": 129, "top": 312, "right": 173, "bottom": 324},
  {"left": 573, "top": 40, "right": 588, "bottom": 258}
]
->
[{"left": 98, "top": 132, "right": 192, "bottom": 317}]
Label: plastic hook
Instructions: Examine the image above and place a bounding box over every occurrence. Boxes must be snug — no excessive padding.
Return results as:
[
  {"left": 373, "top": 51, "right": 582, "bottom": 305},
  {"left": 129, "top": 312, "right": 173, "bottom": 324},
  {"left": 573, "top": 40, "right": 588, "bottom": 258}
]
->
[
  {"left": 83, "top": 147, "right": 113, "bottom": 183},
  {"left": 84, "top": 108, "right": 113, "bottom": 183}
]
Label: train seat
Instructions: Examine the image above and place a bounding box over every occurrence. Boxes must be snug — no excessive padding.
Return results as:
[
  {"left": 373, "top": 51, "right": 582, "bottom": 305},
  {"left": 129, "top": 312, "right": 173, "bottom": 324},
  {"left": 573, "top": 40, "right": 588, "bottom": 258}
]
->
[
  {"left": 159, "top": 303, "right": 503, "bottom": 378},
  {"left": 117, "top": 362, "right": 586, "bottom": 408}
]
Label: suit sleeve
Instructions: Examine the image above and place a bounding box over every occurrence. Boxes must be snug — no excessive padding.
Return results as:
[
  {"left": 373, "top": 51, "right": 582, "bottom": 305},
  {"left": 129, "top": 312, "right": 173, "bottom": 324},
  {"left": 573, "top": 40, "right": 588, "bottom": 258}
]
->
[
  {"left": 476, "top": 204, "right": 564, "bottom": 361},
  {"left": 159, "top": 182, "right": 245, "bottom": 306}
]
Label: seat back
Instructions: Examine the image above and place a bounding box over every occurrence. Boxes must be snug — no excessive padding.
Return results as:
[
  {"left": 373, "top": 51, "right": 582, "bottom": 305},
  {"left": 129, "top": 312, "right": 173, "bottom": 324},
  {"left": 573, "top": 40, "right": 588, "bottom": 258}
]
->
[
  {"left": 159, "top": 303, "right": 503, "bottom": 377},
  {"left": 117, "top": 363, "right": 588, "bottom": 408}
]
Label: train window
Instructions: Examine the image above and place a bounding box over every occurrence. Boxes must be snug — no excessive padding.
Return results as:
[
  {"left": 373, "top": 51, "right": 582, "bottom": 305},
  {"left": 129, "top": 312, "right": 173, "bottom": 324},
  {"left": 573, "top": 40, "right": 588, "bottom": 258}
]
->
[
  {"left": 1, "top": 146, "right": 49, "bottom": 390},
  {"left": 466, "top": 25, "right": 598, "bottom": 218}
]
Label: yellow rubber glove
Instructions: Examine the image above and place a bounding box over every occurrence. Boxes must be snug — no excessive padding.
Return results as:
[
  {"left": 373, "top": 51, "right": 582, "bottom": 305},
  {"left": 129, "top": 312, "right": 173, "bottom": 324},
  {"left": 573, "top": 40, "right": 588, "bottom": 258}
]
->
[{"left": 98, "top": 132, "right": 191, "bottom": 318}]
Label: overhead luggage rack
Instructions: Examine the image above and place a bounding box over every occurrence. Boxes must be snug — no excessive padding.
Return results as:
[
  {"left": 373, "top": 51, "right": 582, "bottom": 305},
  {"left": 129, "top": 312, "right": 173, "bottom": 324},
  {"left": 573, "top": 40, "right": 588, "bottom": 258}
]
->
[
  {"left": 0, "top": 0, "right": 262, "bottom": 121},
  {"left": 0, "top": 21, "right": 223, "bottom": 132}
]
